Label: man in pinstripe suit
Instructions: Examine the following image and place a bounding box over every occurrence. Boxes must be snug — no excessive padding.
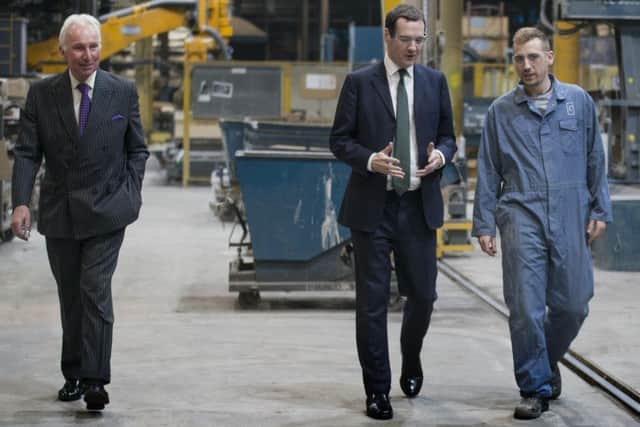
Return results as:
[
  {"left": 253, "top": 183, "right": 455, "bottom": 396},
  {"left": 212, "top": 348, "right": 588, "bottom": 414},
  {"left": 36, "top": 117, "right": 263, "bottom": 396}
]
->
[{"left": 11, "top": 14, "right": 148, "bottom": 411}]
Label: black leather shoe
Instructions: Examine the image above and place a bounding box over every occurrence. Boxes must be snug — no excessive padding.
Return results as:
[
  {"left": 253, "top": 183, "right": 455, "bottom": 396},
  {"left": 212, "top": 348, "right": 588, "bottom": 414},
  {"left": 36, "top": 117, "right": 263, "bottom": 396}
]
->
[
  {"left": 550, "top": 364, "right": 562, "bottom": 400},
  {"left": 513, "top": 396, "right": 549, "bottom": 420},
  {"left": 366, "top": 393, "right": 393, "bottom": 420},
  {"left": 400, "top": 374, "right": 423, "bottom": 398},
  {"left": 58, "top": 379, "right": 84, "bottom": 402},
  {"left": 400, "top": 359, "right": 423, "bottom": 398},
  {"left": 84, "top": 384, "right": 109, "bottom": 411}
]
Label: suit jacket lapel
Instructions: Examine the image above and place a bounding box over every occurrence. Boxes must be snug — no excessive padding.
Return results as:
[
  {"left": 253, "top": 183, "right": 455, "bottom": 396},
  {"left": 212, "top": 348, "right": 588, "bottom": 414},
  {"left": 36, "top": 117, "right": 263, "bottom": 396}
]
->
[
  {"left": 83, "top": 69, "right": 113, "bottom": 137},
  {"left": 370, "top": 61, "right": 394, "bottom": 119},
  {"left": 412, "top": 66, "right": 434, "bottom": 165},
  {"left": 53, "top": 72, "right": 80, "bottom": 143}
]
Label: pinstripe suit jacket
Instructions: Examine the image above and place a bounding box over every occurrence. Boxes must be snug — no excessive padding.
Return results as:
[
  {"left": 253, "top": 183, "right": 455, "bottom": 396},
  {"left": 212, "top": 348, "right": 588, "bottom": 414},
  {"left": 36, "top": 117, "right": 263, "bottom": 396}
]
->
[{"left": 12, "top": 69, "right": 149, "bottom": 239}]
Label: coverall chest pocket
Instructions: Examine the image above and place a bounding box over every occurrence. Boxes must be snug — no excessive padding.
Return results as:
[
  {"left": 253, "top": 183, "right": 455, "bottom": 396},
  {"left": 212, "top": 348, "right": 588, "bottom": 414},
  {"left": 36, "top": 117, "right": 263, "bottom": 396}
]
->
[{"left": 558, "top": 119, "right": 581, "bottom": 154}]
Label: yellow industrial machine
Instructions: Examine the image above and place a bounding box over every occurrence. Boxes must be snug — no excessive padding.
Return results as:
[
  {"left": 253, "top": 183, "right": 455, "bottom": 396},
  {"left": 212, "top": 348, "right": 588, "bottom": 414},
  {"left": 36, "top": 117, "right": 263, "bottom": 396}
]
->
[{"left": 27, "top": 0, "right": 232, "bottom": 73}]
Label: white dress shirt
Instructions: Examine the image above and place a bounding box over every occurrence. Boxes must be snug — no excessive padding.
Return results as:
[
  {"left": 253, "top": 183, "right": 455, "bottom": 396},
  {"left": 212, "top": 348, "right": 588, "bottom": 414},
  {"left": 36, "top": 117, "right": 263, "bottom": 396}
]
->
[
  {"left": 367, "top": 54, "right": 445, "bottom": 191},
  {"left": 69, "top": 70, "right": 97, "bottom": 125}
]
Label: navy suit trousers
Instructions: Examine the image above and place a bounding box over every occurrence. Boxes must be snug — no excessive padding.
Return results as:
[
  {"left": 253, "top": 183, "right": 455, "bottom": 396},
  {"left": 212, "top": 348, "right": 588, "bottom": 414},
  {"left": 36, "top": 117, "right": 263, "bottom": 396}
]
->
[{"left": 351, "top": 190, "right": 437, "bottom": 395}]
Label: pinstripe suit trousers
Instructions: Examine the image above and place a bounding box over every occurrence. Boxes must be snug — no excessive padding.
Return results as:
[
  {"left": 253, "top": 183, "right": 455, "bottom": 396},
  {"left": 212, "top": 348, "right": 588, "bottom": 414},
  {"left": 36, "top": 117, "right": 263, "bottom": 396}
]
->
[{"left": 46, "top": 228, "right": 125, "bottom": 384}]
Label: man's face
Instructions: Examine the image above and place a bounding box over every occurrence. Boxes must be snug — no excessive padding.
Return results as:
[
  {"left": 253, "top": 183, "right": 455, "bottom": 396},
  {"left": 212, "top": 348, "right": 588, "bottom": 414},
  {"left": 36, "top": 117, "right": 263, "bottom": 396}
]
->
[
  {"left": 384, "top": 18, "right": 425, "bottom": 69},
  {"left": 513, "top": 38, "right": 554, "bottom": 93},
  {"left": 59, "top": 23, "right": 100, "bottom": 82}
]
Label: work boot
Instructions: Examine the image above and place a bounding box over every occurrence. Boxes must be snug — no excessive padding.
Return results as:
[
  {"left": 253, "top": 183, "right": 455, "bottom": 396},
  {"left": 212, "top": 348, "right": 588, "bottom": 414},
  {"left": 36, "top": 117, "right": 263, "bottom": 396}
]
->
[{"left": 513, "top": 396, "right": 549, "bottom": 420}]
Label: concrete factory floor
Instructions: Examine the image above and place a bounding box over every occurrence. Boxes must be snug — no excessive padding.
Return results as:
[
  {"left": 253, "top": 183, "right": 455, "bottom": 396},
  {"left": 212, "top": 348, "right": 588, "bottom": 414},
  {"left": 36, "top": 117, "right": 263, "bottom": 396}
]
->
[{"left": 0, "top": 158, "right": 638, "bottom": 426}]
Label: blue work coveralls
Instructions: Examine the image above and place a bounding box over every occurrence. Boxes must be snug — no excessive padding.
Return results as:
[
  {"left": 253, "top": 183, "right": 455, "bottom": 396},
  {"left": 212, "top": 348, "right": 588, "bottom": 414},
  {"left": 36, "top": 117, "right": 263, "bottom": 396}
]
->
[{"left": 472, "top": 75, "right": 612, "bottom": 397}]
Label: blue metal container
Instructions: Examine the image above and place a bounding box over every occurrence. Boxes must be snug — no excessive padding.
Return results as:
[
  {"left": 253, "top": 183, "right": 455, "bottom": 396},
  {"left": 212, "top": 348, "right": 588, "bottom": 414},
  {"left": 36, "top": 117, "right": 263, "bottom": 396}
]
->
[
  {"left": 219, "top": 119, "right": 246, "bottom": 182},
  {"left": 234, "top": 150, "right": 353, "bottom": 282},
  {"left": 236, "top": 150, "right": 350, "bottom": 261},
  {"left": 592, "top": 195, "right": 640, "bottom": 271}
]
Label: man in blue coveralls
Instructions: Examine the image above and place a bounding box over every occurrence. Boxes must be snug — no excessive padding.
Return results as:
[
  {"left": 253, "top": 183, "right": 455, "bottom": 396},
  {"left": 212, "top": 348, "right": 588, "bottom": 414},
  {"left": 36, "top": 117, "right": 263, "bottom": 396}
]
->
[{"left": 472, "top": 27, "right": 612, "bottom": 420}]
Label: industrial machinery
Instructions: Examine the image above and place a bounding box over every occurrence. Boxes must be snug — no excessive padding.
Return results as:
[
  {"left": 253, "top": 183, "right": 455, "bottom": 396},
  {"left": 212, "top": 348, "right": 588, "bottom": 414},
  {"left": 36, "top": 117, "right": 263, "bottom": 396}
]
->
[
  {"left": 549, "top": 0, "right": 640, "bottom": 271},
  {"left": 551, "top": 0, "right": 640, "bottom": 184},
  {"left": 0, "top": 78, "right": 31, "bottom": 243},
  {"left": 26, "top": 0, "right": 232, "bottom": 73}
]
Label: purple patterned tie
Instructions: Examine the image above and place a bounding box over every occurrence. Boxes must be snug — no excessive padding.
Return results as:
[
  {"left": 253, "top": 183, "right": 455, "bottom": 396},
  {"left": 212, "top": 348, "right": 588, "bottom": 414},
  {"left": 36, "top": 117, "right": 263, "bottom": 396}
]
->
[{"left": 77, "top": 83, "right": 91, "bottom": 135}]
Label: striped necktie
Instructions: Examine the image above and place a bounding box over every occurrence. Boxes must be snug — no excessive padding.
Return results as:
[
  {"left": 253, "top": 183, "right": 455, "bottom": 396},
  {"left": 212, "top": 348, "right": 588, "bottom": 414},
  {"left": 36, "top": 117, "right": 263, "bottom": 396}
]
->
[{"left": 77, "top": 82, "right": 91, "bottom": 135}]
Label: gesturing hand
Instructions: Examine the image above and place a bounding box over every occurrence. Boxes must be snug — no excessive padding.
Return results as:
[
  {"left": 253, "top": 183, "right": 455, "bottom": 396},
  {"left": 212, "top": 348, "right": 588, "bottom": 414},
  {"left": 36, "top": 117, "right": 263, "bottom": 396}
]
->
[
  {"left": 371, "top": 143, "right": 405, "bottom": 178},
  {"left": 416, "top": 142, "right": 442, "bottom": 177}
]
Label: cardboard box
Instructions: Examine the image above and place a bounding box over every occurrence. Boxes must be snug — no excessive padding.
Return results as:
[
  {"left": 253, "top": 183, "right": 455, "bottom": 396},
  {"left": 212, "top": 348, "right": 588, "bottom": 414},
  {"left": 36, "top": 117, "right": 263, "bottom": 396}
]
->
[
  {"left": 462, "top": 16, "right": 509, "bottom": 38},
  {"left": 4, "top": 78, "right": 29, "bottom": 100},
  {"left": 0, "top": 140, "right": 11, "bottom": 180},
  {"left": 173, "top": 111, "right": 221, "bottom": 139},
  {"left": 466, "top": 38, "right": 508, "bottom": 60}
]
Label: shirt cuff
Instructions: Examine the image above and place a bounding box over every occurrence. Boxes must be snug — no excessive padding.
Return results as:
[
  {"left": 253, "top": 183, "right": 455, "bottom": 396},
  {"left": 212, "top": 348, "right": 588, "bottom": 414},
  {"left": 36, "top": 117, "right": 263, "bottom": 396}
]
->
[
  {"left": 367, "top": 152, "right": 376, "bottom": 172},
  {"left": 434, "top": 149, "right": 446, "bottom": 169}
]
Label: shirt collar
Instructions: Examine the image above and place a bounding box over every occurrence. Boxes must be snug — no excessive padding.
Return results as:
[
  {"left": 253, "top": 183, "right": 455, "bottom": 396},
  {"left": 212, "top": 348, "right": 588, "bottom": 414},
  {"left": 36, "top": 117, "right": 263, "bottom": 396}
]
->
[
  {"left": 384, "top": 54, "right": 414, "bottom": 80},
  {"left": 514, "top": 74, "right": 564, "bottom": 104},
  {"left": 69, "top": 69, "right": 97, "bottom": 91}
]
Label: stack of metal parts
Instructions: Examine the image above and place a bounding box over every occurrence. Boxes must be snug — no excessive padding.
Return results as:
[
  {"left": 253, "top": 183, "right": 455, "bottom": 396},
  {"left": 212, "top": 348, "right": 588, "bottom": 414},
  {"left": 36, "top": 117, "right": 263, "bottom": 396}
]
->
[{"left": 0, "top": 79, "right": 23, "bottom": 241}]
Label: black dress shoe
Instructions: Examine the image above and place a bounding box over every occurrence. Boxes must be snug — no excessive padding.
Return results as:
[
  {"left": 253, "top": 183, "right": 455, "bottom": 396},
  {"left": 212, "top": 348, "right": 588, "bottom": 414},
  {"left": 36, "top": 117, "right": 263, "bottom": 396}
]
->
[
  {"left": 366, "top": 393, "right": 393, "bottom": 420},
  {"left": 84, "top": 384, "right": 109, "bottom": 411},
  {"left": 58, "top": 379, "right": 84, "bottom": 402},
  {"left": 513, "top": 396, "right": 549, "bottom": 420},
  {"left": 550, "top": 364, "right": 562, "bottom": 400},
  {"left": 400, "top": 374, "right": 423, "bottom": 398},
  {"left": 400, "top": 359, "right": 423, "bottom": 398}
]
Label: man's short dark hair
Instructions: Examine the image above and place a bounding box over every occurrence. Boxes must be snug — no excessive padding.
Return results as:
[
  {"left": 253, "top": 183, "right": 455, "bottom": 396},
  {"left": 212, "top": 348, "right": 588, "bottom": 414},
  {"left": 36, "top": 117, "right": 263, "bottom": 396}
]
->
[
  {"left": 513, "top": 27, "right": 551, "bottom": 51},
  {"left": 385, "top": 4, "right": 425, "bottom": 37}
]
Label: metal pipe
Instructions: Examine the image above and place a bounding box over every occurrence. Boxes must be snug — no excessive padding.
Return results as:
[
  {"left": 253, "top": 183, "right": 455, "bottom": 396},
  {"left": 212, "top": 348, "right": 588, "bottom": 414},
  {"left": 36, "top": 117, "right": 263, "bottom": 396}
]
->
[
  {"left": 423, "top": 0, "right": 438, "bottom": 68},
  {"left": 553, "top": 21, "right": 580, "bottom": 84},
  {"left": 203, "top": 25, "right": 232, "bottom": 59},
  {"left": 440, "top": 0, "right": 464, "bottom": 135},
  {"left": 99, "top": 0, "right": 196, "bottom": 21},
  {"left": 301, "top": 0, "right": 309, "bottom": 60},
  {"left": 320, "top": 0, "right": 329, "bottom": 61}
]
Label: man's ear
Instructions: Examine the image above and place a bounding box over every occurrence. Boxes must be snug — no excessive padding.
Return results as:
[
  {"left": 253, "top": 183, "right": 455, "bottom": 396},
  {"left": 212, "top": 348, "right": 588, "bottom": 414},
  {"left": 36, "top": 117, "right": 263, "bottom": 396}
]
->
[{"left": 547, "top": 50, "right": 555, "bottom": 66}]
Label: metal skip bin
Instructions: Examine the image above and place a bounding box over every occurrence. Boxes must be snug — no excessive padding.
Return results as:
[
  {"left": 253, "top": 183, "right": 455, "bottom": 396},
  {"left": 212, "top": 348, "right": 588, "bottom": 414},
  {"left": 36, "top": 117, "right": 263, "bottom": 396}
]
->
[
  {"left": 219, "top": 118, "right": 331, "bottom": 184},
  {"left": 230, "top": 149, "right": 354, "bottom": 304},
  {"left": 219, "top": 119, "right": 246, "bottom": 183},
  {"left": 591, "top": 194, "right": 640, "bottom": 271},
  {"left": 214, "top": 119, "right": 333, "bottom": 221}
]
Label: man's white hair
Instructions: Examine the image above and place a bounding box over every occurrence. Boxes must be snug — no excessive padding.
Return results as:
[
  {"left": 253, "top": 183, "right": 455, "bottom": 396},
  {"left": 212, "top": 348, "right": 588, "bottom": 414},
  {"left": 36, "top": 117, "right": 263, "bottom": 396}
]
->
[{"left": 58, "top": 14, "right": 101, "bottom": 50}]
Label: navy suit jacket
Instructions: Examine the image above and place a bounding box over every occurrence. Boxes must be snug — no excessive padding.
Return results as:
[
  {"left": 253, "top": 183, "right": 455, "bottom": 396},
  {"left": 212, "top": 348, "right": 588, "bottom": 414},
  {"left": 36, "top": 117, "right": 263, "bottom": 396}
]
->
[
  {"left": 330, "top": 61, "right": 457, "bottom": 232},
  {"left": 12, "top": 69, "right": 149, "bottom": 239}
]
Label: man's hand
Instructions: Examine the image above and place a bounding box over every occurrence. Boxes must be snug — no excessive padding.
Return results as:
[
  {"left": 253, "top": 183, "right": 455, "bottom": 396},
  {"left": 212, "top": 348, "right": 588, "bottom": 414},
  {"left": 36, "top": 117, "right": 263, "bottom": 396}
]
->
[
  {"left": 478, "top": 235, "right": 497, "bottom": 256},
  {"left": 371, "top": 143, "right": 405, "bottom": 178},
  {"left": 11, "top": 205, "right": 31, "bottom": 241},
  {"left": 587, "top": 219, "right": 606, "bottom": 245},
  {"left": 416, "top": 142, "right": 442, "bottom": 177}
]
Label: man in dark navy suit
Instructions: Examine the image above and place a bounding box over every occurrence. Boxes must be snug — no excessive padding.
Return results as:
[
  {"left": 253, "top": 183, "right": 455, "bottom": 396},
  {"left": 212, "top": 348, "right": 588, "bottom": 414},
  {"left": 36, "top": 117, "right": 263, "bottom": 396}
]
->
[
  {"left": 11, "top": 14, "right": 148, "bottom": 411},
  {"left": 330, "top": 4, "right": 456, "bottom": 420}
]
